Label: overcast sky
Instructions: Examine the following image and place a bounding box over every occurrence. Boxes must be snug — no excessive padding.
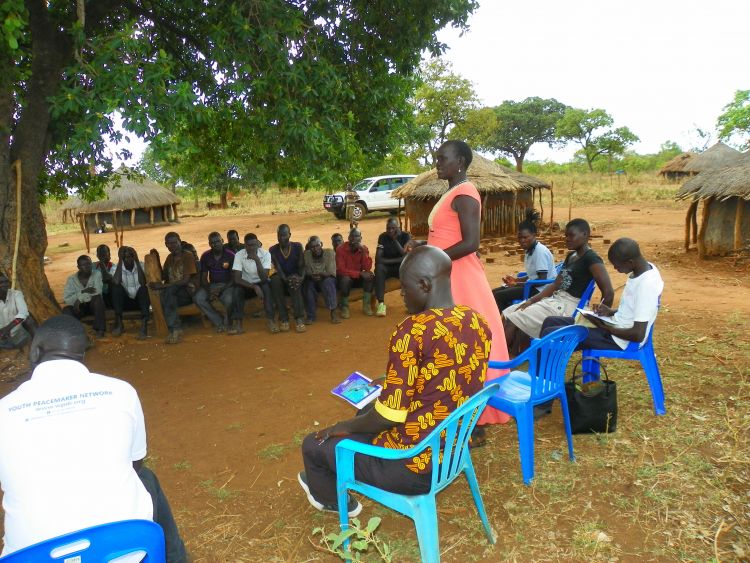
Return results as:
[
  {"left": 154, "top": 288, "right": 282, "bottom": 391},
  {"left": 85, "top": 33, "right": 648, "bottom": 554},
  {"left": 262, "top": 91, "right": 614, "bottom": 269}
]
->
[
  {"left": 435, "top": 0, "right": 750, "bottom": 161},
  {"left": 113, "top": 0, "right": 749, "bottom": 166}
]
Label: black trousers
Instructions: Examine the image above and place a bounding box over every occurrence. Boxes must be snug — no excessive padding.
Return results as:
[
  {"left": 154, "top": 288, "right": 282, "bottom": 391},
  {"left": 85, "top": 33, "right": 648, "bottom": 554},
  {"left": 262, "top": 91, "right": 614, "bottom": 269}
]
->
[
  {"left": 137, "top": 466, "right": 188, "bottom": 563},
  {"left": 62, "top": 295, "right": 106, "bottom": 332},
  {"left": 540, "top": 316, "right": 623, "bottom": 351},
  {"left": 301, "top": 432, "right": 431, "bottom": 507},
  {"left": 492, "top": 285, "right": 525, "bottom": 312},
  {"left": 112, "top": 284, "right": 150, "bottom": 319},
  {"left": 374, "top": 262, "right": 400, "bottom": 302}
]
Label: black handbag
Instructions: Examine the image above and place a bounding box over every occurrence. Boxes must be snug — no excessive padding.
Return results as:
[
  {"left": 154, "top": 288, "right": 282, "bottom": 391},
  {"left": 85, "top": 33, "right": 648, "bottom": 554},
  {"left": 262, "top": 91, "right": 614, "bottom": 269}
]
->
[{"left": 564, "top": 357, "right": 618, "bottom": 434}]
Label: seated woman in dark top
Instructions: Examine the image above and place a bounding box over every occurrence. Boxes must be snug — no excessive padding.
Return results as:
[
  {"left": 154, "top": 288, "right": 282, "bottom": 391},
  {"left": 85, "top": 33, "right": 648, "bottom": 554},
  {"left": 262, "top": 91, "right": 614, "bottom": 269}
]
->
[{"left": 502, "top": 218, "right": 614, "bottom": 355}]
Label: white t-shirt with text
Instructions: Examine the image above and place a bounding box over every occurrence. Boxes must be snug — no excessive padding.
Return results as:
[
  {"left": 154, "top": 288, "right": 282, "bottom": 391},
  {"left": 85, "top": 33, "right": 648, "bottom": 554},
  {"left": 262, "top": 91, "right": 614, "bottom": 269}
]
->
[{"left": 0, "top": 360, "right": 153, "bottom": 555}]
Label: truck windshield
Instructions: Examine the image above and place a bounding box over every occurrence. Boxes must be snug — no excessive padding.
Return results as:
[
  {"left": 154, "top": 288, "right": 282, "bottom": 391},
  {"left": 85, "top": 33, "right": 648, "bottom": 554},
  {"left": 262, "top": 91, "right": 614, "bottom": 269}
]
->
[{"left": 352, "top": 179, "right": 371, "bottom": 191}]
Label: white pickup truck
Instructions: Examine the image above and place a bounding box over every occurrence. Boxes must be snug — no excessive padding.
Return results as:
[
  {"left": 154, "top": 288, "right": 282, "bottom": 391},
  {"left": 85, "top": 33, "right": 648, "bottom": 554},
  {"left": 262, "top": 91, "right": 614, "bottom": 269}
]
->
[{"left": 322, "top": 175, "right": 416, "bottom": 220}]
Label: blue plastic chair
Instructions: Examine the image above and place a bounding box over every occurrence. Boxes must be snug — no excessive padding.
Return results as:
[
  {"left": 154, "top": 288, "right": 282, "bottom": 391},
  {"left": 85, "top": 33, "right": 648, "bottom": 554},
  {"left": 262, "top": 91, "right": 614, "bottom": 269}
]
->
[
  {"left": 487, "top": 325, "right": 588, "bottom": 485},
  {"left": 0, "top": 519, "right": 166, "bottom": 562},
  {"left": 335, "top": 383, "right": 500, "bottom": 563},
  {"left": 508, "top": 262, "right": 564, "bottom": 306},
  {"left": 581, "top": 316, "right": 665, "bottom": 415}
]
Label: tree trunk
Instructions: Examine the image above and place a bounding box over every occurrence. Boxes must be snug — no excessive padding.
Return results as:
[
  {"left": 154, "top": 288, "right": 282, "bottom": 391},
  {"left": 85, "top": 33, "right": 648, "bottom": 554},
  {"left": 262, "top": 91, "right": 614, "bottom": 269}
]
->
[
  {"left": 515, "top": 158, "right": 523, "bottom": 172},
  {"left": 0, "top": 2, "right": 72, "bottom": 321},
  {"left": 220, "top": 189, "right": 228, "bottom": 209}
]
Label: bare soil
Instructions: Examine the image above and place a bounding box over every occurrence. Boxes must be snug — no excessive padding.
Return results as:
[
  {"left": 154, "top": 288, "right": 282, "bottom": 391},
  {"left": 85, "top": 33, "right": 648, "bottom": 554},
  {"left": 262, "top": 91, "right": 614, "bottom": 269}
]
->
[{"left": 2, "top": 202, "right": 749, "bottom": 562}]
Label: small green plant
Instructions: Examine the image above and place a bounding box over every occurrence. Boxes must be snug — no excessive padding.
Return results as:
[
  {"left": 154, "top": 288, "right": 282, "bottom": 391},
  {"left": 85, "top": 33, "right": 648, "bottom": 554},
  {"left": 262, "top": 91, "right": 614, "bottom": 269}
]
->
[
  {"left": 173, "top": 460, "right": 191, "bottom": 470},
  {"left": 313, "top": 516, "right": 392, "bottom": 562}
]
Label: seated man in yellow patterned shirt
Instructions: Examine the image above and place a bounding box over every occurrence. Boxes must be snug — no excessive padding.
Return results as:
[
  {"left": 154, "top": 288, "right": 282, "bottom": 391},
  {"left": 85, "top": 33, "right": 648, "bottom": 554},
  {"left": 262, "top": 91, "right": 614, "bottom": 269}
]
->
[{"left": 298, "top": 245, "right": 491, "bottom": 517}]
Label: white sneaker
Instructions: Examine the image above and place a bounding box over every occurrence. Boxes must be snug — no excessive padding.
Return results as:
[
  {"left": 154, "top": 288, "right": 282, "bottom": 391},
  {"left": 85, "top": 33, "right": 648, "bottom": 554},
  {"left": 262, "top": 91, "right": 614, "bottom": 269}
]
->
[{"left": 297, "top": 471, "right": 362, "bottom": 517}]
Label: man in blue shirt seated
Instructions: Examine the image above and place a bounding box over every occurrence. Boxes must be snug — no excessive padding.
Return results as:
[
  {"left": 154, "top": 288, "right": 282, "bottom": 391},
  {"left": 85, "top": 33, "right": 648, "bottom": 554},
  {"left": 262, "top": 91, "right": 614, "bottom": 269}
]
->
[
  {"left": 194, "top": 231, "right": 235, "bottom": 333},
  {"left": 493, "top": 219, "right": 556, "bottom": 311}
]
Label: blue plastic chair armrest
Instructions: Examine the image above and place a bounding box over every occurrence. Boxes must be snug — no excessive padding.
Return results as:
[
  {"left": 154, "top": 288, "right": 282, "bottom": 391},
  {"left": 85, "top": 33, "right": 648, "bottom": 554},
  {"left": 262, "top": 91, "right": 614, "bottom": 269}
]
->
[
  {"left": 336, "top": 435, "right": 432, "bottom": 461},
  {"left": 522, "top": 278, "right": 554, "bottom": 300}
]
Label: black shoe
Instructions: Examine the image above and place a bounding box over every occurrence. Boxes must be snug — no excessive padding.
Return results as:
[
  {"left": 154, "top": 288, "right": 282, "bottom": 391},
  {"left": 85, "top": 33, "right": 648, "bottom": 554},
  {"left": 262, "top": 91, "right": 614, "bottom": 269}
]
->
[{"left": 297, "top": 471, "right": 362, "bottom": 517}]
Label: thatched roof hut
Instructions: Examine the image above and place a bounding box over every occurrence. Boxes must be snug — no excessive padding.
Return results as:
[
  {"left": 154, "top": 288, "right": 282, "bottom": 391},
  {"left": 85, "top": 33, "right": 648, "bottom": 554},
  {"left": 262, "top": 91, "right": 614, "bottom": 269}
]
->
[
  {"left": 62, "top": 171, "right": 180, "bottom": 253},
  {"left": 658, "top": 152, "right": 697, "bottom": 180},
  {"left": 392, "top": 153, "right": 550, "bottom": 236},
  {"left": 676, "top": 161, "right": 750, "bottom": 257},
  {"left": 681, "top": 142, "right": 743, "bottom": 173}
]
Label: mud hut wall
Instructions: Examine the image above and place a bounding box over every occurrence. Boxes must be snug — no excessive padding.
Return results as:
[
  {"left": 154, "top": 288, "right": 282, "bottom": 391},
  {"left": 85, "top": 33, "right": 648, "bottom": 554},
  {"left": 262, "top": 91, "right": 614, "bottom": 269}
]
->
[
  {"left": 482, "top": 190, "right": 534, "bottom": 236},
  {"left": 703, "top": 197, "right": 750, "bottom": 256},
  {"left": 405, "top": 190, "right": 535, "bottom": 238},
  {"left": 82, "top": 207, "right": 170, "bottom": 231}
]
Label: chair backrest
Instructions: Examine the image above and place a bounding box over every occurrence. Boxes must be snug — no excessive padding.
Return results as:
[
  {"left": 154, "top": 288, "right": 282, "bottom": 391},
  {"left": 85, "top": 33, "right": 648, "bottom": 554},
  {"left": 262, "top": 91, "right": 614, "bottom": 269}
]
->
[
  {"left": 624, "top": 294, "right": 661, "bottom": 352},
  {"left": 423, "top": 383, "right": 500, "bottom": 492},
  {"left": 575, "top": 279, "right": 596, "bottom": 313},
  {"left": 495, "top": 325, "right": 587, "bottom": 399},
  {"left": 0, "top": 519, "right": 166, "bottom": 562}
]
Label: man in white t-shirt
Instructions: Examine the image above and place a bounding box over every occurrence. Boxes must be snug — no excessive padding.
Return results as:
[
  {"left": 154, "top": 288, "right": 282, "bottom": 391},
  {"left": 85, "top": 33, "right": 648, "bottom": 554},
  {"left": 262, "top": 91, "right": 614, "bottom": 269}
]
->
[
  {"left": 0, "top": 315, "right": 187, "bottom": 560},
  {"left": 540, "top": 238, "right": 664, "bottom": 350},
  {"left": 0, "top": 273, "right": 36, "bottom": 349},
  {"left": 231, "top": 233, "right": 276, "bottom": 333}
]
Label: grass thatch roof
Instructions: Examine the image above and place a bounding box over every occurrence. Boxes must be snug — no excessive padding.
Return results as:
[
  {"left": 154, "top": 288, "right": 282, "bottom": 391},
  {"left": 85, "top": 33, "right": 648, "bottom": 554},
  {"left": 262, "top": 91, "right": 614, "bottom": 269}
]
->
[
  {"left": 499, "top": 165, "right": 552, "bottom": 190},
  {"left": 681, "top": 142, "right": 743, "bottom": 173},
  {"left": 62, "top": 172, "right": 180, "bottom": 214},
  {"left": 676, "top": 161, "right": 750, "bottom": 201},
  {"left": 392, "top": 153, "right": 533, "bottom": 200},
  {"left": 658, "top": 152, "right": 697, "bottom": 175}
]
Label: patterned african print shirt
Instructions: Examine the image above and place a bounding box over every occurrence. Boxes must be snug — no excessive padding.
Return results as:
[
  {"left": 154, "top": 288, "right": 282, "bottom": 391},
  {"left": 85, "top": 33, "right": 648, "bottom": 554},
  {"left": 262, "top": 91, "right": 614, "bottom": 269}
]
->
[{"left": 372, "top": 305, "right": 491, "bottom": 474}]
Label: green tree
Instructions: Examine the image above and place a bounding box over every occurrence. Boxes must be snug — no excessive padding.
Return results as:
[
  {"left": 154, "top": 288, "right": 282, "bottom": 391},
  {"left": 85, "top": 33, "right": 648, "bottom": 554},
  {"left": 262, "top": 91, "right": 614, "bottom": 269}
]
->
[
  {"left": 483, "top": 97, "right": 568, "bottom": 172},
  {"left": 412, "top": 59, "right": 479, "bottom": 164},
  {"left": 556, "top": 108, "right": 639, "bottom": 171},
  {"left": 717, "top": 90, "right": 750, "bottom": 150},
  {"left": 1, "top": 0, "right": 478, "bottom": 317}
]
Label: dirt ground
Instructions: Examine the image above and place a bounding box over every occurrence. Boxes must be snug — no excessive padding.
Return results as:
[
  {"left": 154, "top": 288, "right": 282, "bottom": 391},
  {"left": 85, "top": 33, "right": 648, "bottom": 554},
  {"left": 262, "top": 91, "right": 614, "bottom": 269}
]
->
[{"left": 2, "top": 202, "right": 749, "bottom": 561}]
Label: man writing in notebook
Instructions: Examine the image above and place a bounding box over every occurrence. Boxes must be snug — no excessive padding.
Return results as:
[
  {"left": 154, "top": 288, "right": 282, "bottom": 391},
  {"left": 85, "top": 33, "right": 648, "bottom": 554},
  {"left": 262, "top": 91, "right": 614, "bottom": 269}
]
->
[
  {"left": 298, "top": 245, "right": 491, "bottom": 516},
  {"left": 540, "top": 237, "right": 663, "bottom": 350}
]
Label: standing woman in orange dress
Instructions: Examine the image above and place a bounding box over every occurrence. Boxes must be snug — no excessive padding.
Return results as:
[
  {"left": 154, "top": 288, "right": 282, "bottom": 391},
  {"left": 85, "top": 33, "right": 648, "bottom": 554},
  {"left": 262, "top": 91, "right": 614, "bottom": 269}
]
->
[{"left": 425, "top": 140, "right": 511, "bottom": 434}]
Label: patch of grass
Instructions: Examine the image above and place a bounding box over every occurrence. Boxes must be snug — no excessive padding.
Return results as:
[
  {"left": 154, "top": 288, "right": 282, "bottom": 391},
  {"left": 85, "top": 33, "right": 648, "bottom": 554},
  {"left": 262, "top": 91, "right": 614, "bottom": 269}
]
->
[
  {"left": 173, "top": 460, "right": 191, "bottom": 471},
  {"left": 257, "top": 443, "right": 288, "bottom": 460},
  {"left": 225, "top": 422, "right": 243, "bottom": 431},
  {"left": 200, "top": 478, "right": 236, "bottom": 501}
]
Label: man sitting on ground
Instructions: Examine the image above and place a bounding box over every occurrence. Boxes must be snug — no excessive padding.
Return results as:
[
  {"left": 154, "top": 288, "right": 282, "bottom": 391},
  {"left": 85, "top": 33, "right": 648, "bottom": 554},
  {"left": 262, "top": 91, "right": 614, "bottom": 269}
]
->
[
  {"left": 194, "top": 232, "right": 235, "bottom": 334},
  {"left": 224, "top": 229, "right": 243, "bottom": 253},
  {"left": 111, "top": 246, "right": 150, "bottom": 339},
  {"left": 62, "top": 255, "right": 106, "bottom": 337},
  {"left": 335, "top": 228, "right": 374, "bottom": 318},
  {"left": 540, "top": 238, "right": 664, "bottom": 350},
  {"left": 232, "top": 233, "right": 275, "bottom": 334},
  {"left": 374, "top": 217, "right": 411, "bottom": 317},
  {"left": 148, "top": 232, "right": 198, "bottom": 345},
  {"left": 0, "top": 273, "right": 37, "bottom": 350},
  {"left": 493, "top": 219, "right": 556, "bottom": 312},
  {"left": 298, "top": 245, "right": 491, "bottom": 516},
  {"left": 0, "top": 315, "right": 188, "bottom": 561},
  {"left": 302, "top": 236, "right": 340, "bottom": 324},
  {"left": 269, "top": 224, "right": 306, "bottom": 333},
  {"left": 95, "top": 244, "right": 117, "bottom": 308}
]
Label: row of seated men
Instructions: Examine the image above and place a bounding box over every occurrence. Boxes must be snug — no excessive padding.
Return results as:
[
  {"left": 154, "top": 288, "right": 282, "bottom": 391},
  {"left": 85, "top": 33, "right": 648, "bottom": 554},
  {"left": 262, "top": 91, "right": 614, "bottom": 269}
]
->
[{"left": 58, "top": 218, "right": 411, "bottom": 344}]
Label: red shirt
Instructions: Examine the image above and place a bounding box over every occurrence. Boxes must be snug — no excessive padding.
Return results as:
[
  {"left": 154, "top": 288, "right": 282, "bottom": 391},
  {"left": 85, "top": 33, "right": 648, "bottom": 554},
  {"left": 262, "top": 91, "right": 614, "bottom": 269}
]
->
[{"left": 335, "top": 242, "right": 373, "bottom": 278}]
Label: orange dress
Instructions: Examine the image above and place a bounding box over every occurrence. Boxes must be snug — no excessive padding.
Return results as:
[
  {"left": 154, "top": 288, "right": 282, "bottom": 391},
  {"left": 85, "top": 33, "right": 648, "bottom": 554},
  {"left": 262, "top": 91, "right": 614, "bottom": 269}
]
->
[{"left": 427, "top": 182, "right": 510, "bottom": 425}]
